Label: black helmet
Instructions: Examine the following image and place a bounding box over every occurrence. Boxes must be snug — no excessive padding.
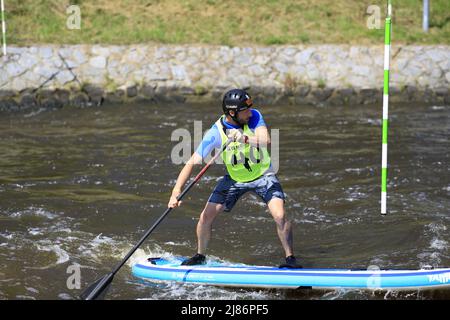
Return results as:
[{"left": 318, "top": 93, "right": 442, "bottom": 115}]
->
[{"left": 222, "top": 89, "right": 253, "bottom": 119}]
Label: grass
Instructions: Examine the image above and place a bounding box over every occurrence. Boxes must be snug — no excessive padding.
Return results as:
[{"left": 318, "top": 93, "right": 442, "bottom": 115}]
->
[{"left": 3, "top": 0, "right": 449, "bottom": 45}]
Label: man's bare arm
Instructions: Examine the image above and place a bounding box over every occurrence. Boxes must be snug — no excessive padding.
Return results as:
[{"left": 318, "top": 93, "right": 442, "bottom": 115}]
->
[{"left": 168, "top": 152, "right": 203, "bottom": 208}]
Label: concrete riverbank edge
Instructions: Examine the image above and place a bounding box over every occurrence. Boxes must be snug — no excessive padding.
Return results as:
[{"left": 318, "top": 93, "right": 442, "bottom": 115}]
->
[{"left": 1, "top": 45, "right": 449, "bottom": 112}]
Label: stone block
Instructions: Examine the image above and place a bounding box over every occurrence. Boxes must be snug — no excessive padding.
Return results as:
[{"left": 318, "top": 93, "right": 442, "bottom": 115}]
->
[
  {"left": 140, "top": 84, "right": 156, "bottom": 97},
  {"left": 126, "top": 85, "right": 138, "bottom": 98},
  {"left": 0, "top": 99, "right": 20, "bottom": 112},
  {"left": 311, "top": 88, "right": 334, "bottom": 102},
  {"left": 40, "top": 97, "right": 63, "bottom": 110},
  {"left": 20, "top": 93, "right": 38, "bottom": 109},
  {"left": 71, "top": 93, "right": 90, "bottom": 107},
  {"left": 89, "top": 56, "right": 107, "bottom": 69},
  {"left": 83, "top": 84, "right": 104, "bottom": 97},
  {"left": 105, "top": 90, "right": 125, "bottom": 104},
  {"left": 293, "top": 85, "right": 311, "bottom": 98}
]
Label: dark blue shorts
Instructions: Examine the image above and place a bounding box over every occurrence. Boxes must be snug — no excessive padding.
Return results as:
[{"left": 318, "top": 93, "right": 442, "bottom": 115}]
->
[{"left": 208, "top": 174, "right": 285, "bottom": 212}]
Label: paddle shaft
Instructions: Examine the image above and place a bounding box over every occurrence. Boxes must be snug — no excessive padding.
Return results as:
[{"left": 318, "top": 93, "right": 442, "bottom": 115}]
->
[
  {"left": 81, "top": 139, "right": 234, "bottom": 300},
  {"left": 108, "top": 140, "right": 232, "bottom": 279},
  {"left": 81, "top": 140, "right": 232, "bottom": 299}
]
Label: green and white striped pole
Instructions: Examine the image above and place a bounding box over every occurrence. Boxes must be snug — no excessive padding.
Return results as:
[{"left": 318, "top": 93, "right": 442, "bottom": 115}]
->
[
  {"left": 381, "top": 1, "right": 392, "bottom": 215},
  {"left": 1, "top": 0, "right": 6, "bottom": 56}
]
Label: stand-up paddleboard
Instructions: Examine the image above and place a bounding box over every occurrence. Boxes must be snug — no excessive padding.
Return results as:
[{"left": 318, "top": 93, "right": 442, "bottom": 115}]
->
[{"left": 132, "top": 257, "right": 450, "bottom": 290}]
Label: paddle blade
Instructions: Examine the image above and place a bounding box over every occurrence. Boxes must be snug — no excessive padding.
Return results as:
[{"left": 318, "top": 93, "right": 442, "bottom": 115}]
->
[{"left": 79, "top": 272, "right": 114, "bottom": 300}]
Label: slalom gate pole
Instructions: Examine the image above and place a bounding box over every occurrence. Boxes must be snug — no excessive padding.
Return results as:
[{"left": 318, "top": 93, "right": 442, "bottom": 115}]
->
[
  {"left": 1, "top": 0, "right": 6, "bottom": 55},
  {"left": 381, "top": 0, "right": 392, "bottom": 215}
]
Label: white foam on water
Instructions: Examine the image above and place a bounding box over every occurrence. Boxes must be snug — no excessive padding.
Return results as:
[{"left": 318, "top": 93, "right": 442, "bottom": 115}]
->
[
  {"left": 160, "top": 122, "right": 177, "bottom": 127},
  {"left": 15, "top": 295, "right": 36, "bottom": 300},
  {"left": 28, "top": 228, "right": 44, "bottom": 236},
  {"left": 298, "top": 209, "right": 329, "bottom": 224},
  {"left": 65, "top": 236, "right": 81, "bottom": 242},
  {"left": 418, "top": 223, "right": 449, "bottom": 267},
  {"left": 318, "top": 289, "right": 348, "bottom": 300},
  {"left": 367, "top": 256, "right": 391, "bottom": 269},
  {"left": 10, "top": 207, "right": 59, "bottom": 220},
  {"left": 126, "top": 244, "right": 181, "bottom": 268},
  {"left": 128, "top": 248, "right": 275, "bottom": 300},
  {"left": 53, "top": 246, "right": 70, "bottom": 264},
  {"left": 0, "top": 232, "right": 14, "bottom": 240},
  {"left": 25, "top": 287, "right": 39, "bottom": 294},
  {"left": 204, "top": 255, "right": 249, "bottom": 267},
  {"left": 232, "top": 215, "right": 272, "bottom": 223},
  {"left": 75, "top": 233, "right": 127, "bottom": 263},
  {"left": 17, "top": 239, "right": 73, "bottom": 270},
  {"left": 431, "top": 239, "right": 448, "bottom": 250},
  {"left": 190, "top": 175, "right": 222, "bottom": 183},
  {"left": 364, "top": 118, "right": 382, "bottom": 126},
  {"left": 92, "top": 233, "right": 115, "bottom": 245},
  {"left": 127, "top": 248, "right": 150, "bottom": 267},
  {"left": 427, "top": 223, "right": 448, "bottom": 253},
  {"left": 23, "top": 107, "right": 47, "bottom": 118},
  {"left": 428, "top": 222, "right": 447, "bottom": 233},
  {"left": 382, "top": 289, "right": 426, "bottom": 300},
  {"left": 335, "top": 217, "right": 363, "bottom": 227},
  {"left": 344, "top": 188, "right": 369, "bottom": 201},
  {"left": 292, "top": 218, "right": 317, "bottom": 224},
  {"left": 130, "top": 248, "right": 249, "bottom": 269},
  {"left": 164, "top": 241, "right": 190, "bottom": 247},
  {"left": 35, "top": 244, "right": 70, "bottom": 266},
  {"left": 138, "top": 281, "right": 272, "bottom": 300},
  {"left": 345, "top": 168, "right": 364, "bottom": 173},
  {"left": 245, "top": 197, "right": 266, "bottom": 207},
  {"left": 58, "top": 293, "right": 73, "bottom": 300}
]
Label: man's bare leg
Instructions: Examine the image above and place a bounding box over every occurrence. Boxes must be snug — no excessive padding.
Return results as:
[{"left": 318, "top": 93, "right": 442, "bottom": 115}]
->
[
  {"left": 267, "top": 197, "right": 294, "bottom": 257},
  {"left": 196, "top": 202, "right": 224, "bottom": 255}
]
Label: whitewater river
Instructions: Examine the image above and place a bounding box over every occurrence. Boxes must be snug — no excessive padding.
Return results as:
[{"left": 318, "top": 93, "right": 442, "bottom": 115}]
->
[{"left": 0, "top": 102, "right": 449, "bottom": 300}]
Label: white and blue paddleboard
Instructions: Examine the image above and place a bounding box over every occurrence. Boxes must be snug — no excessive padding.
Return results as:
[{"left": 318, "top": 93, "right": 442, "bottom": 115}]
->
[{"left": 132, "top": 257, "right": 450, "bottom": 290}]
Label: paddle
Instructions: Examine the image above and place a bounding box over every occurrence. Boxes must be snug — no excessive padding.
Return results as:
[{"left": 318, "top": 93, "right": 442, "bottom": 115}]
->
[{"left": 80, "top": 139, "right": 233, "bottom": 300}]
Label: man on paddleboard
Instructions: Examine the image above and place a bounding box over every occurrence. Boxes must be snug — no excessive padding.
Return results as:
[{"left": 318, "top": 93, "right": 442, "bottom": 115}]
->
[{"left": 168, "top": 89, "right": 301, "bottom": 268}]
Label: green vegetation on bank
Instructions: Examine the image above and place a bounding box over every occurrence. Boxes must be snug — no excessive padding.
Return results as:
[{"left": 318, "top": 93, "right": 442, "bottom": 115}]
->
[{"left": 4, "top": 0, "right": 450, "bottom": 45}]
